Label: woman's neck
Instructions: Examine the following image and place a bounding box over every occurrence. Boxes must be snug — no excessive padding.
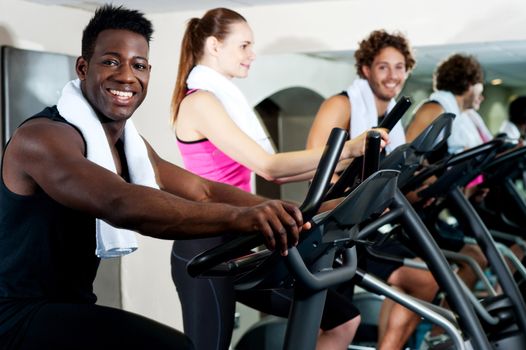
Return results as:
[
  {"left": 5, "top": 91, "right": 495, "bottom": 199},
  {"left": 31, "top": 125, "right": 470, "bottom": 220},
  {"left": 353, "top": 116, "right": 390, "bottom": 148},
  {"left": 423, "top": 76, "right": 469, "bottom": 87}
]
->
[{"left": 196, "top": 60, "right": 233, "bottom": 80}]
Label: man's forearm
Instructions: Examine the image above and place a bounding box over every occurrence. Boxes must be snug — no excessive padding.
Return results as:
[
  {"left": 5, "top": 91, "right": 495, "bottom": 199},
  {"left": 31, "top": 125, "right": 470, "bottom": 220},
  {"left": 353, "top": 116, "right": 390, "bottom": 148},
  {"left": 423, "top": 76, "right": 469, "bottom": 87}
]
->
[{"left": 206, "top": 180, "right": 267, "bottom": 206}]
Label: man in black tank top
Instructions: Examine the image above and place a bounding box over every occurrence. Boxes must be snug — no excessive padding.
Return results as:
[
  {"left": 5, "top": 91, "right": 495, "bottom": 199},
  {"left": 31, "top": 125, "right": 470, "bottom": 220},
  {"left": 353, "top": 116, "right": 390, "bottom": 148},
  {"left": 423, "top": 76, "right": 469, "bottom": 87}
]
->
[{"left": 0, "top": 5, "right": 305, "bottom": 350}]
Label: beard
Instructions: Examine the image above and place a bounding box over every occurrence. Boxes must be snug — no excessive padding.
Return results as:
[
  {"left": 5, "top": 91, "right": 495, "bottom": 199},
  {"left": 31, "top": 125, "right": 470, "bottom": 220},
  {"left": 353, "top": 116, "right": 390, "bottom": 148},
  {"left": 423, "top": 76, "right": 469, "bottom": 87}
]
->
[{"left": 368, "top": 79, "right": 400, "bottom": 102}]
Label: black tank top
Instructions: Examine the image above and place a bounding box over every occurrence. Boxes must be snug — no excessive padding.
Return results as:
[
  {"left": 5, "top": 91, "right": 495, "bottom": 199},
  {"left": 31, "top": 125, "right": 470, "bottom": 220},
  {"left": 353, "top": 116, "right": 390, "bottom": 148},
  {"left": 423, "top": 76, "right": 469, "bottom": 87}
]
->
[{"left": 0, "top": 106, "right": 100, "bottom": 343}]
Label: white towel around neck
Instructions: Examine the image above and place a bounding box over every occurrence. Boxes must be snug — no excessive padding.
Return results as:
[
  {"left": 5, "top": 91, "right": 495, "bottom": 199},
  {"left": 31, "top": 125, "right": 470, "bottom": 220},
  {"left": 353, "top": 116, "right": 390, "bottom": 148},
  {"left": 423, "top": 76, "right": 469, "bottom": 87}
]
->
[
  {"left": 57, "top": 79, "right": 159, "bottom": 258},
  {"left": 186, "top": 65, "right": 274, "bottom": 154},
  {"left": 466, "top": 109, "right": 493, "bottom": 142},
  {"left": 346, "top": 78, "right": 405, "bottom": 153},
  {"left": 429, "top": 90, "right": 464, "bottom": 154},
  {"left": 429, "top": 90, "right": 461, "bottom": 117}
]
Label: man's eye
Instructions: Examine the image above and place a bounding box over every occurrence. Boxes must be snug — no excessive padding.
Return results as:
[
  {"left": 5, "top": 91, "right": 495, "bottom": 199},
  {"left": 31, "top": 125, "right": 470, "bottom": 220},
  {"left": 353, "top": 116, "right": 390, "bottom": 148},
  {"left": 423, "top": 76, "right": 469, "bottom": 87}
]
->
[
  {"left": 103, "top": 60, "right": 118, "bottom": 66},
  {"left": 135, "top": 63, "right": 147, "bottom": 70}
]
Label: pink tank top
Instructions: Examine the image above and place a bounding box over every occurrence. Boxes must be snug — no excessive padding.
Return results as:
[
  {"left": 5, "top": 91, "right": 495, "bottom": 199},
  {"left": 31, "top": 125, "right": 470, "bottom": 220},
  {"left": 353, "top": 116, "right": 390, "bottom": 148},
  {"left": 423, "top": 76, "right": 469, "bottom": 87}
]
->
[{"left": 177, "top": 137, "right": 252, "bottom": 192}]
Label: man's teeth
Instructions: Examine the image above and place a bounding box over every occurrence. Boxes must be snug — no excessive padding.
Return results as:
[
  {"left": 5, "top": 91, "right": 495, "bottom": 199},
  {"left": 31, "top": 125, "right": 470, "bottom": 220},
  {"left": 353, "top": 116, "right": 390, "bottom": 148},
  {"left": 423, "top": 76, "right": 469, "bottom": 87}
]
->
[{"left": 110, "top": 90, "right": 133, "bottom": 98}]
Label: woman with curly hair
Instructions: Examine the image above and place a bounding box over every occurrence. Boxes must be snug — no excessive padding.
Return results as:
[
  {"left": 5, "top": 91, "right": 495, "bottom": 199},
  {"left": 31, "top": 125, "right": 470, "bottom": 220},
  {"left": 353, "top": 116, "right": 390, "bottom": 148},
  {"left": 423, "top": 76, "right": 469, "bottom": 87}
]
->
[{"left": 406, "top": 53, "right": 485, "bottom": 151}]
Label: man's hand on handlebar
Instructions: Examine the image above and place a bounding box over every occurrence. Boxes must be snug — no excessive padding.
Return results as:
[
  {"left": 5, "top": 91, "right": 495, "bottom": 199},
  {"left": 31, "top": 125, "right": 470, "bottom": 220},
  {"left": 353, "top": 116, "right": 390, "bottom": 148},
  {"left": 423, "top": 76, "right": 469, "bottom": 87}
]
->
[
  {"left": 233, "top": 200, "right": 305, "bottom": 256},
  {"left": 342, "top": 128, "right": 389, "bottom": 159}
]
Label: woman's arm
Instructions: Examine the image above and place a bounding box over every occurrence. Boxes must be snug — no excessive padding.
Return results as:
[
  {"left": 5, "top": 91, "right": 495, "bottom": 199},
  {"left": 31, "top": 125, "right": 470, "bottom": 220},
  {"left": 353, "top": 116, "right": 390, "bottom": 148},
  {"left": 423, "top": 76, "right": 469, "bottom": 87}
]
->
[
  {"left": 178, "top": 91, "right": 384, "bottom": 182},
  {"left": 405, "top": 102, "right": 445, "bottom": 142},
  {"left": 177, "top": 91, "right": 329, "bottom": 181}
]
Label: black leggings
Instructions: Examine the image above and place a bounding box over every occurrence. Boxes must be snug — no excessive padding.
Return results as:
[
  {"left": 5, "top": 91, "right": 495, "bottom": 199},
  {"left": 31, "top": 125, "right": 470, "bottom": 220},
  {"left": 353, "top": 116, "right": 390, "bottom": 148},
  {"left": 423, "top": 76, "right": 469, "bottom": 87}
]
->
[
  {"left": 172, "top": 238, "right": 359, "bottom": 350},
  {"left": 17, "top": 302, "right": 193, "bottom": 350}
]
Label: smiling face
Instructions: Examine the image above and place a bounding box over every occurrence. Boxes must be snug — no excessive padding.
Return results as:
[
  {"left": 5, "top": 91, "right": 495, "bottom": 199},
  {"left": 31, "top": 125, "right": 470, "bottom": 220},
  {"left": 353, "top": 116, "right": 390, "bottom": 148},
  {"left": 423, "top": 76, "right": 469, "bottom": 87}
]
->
[
  {"left": 362, "top": 46, "right": 408, "bottom": 102},
  {"left": 214, "top": 21, "right": 256, "bottom": 79},
  {"left": 76, "top": 29, "right": 151, "bottom": 122}
]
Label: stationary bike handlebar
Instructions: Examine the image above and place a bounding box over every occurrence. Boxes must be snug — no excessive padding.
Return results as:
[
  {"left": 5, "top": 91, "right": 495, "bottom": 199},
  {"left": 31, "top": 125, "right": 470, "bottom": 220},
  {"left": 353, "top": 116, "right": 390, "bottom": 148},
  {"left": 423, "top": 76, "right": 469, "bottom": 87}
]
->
[
  {"left": 187, "top": 127, "right": 348, "bottom": 278},
  {"left": 378, "top": 96, "right": 412, "bottom": 131},
  {"left": 324, "top": 96, "right": 411, "bottom": 200},
  {"left": 362, "top": 130, "right": 382, "bottom": 181},
  {"left": 291, "top": 128, "right": 385, "bottom": 291},
  {"left": 417, "top": 139, "right": 504, "bottom": 199}
]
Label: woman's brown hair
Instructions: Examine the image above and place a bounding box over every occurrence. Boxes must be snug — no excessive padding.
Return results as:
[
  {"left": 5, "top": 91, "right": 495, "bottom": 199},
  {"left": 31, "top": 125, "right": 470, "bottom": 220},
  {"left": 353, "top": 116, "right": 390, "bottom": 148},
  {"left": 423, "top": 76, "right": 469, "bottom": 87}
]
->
[
  {"left": 434, "top": 54, "right": 483, "bottom": 95},
  {"left": 171, "top": 8, "right": 246, "bottom": 124}
]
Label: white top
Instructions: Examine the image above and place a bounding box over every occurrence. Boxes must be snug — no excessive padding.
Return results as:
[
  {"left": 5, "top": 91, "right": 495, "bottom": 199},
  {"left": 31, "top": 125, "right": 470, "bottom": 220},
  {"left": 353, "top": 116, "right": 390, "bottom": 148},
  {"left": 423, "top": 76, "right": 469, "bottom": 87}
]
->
[
  {"left": 499, "top": 120, "right": 522, "bottom": 140},
  {"left": 429, "top": 90, "right": 465, "bottom": 154},
  {"left": 465, "top": 109, "right": 492, "bottom": 142},
  {"left": 448, "top": 109, "right": 493, "bottom": 152}
]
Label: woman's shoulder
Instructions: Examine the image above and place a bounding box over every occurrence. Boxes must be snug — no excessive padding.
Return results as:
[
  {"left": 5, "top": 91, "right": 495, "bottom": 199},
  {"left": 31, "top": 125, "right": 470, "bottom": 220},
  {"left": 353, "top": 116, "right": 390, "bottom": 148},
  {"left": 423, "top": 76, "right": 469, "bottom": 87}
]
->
[
  {"left": 181, "top": 89, "right": 222, "bottom": 109},
  {"left": 184, "top": 89, "right": 216, "bottom": 100}
]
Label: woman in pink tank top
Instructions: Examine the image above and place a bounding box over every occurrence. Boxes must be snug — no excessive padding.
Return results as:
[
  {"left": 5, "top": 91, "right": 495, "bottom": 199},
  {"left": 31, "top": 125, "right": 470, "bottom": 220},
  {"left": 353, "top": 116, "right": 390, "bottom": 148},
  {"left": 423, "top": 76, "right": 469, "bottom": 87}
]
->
[
  {"left": 170, "top": 8, "right": 389, "bottom": 350},
  {"left": 171, "top": 21, "right": 387, "bottom": 193}
]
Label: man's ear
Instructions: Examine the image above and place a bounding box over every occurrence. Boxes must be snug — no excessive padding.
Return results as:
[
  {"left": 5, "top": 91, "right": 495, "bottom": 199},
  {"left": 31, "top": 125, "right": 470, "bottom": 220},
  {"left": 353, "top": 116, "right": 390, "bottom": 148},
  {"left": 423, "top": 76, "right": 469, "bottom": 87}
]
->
[
  {"left": 76, "top": 56, "right": 88, "bottom": 80},
  {"left": 204, "top": 36, "right": 220, "bottom": 57},
  {"left": 361, "top": 65, "right": 371, "bottom": 79}
]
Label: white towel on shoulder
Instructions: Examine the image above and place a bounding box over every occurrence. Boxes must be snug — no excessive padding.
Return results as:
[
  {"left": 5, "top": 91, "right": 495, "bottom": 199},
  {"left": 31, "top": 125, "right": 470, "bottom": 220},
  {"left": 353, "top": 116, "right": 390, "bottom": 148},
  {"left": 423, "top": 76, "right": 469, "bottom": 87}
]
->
[
  {"left": 465, "top": 109, "right": 492, "bottom": 142},
  {"left": 346, "top": 78, "right": 405, "bottom": 153},
  {"left": 57, "top": 79, "right": 159, "bottom": 258},
  {"left": 429, "top": 90, "right": 460, "bottom": 117},
  {"left": 429, "top": 90, "right": 464, "bottom": 154},
  {"left": 186, "top": 65, "right": 274, "bottom": 154}
]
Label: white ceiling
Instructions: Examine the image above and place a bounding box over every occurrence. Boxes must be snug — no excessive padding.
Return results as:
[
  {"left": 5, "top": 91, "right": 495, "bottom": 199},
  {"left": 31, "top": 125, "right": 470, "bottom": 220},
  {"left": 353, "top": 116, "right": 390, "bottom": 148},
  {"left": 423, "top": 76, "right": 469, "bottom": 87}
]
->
[
  {"left": 28, "top": 0, "right": 326, "bottom": 13},
  {"left": 28, "top": 0, "right": 526, "bottom": 88}
]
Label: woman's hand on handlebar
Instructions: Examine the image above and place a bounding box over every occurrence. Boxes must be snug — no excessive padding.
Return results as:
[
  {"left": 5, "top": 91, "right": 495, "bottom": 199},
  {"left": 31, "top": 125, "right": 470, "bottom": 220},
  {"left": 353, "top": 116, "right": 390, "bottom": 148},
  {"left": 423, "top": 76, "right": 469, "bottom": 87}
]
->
[
  {"left": 341, "top": 128, "right": 389, "bottom": 159},
  {"left": 233, "top": 200, "right": 304, "bottom": 256}
]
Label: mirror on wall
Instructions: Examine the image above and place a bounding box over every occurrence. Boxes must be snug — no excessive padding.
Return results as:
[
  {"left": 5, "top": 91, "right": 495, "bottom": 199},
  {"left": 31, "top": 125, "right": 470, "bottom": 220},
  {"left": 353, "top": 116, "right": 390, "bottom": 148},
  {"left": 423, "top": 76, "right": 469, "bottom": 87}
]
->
[
  {"left": 0, "top": 45, "right": 76, "bottom": 147},
  {"left": 249, "top": 40, "right": 526, "bottom": 203},
  {"left": 313, "top": 40, "right": 526, "bottom": 133},
  {"left": 254, "top": 87, "right": 324, "bottom": 203},
  {"left": 404, "top": 40, "right": 526, "bottom": 133}
]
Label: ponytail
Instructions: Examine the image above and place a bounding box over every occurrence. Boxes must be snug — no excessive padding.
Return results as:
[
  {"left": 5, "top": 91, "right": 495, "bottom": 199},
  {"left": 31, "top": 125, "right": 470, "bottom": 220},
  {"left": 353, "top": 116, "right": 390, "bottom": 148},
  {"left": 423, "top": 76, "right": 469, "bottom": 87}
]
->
[{"left": 171, "top": 18, "right": 200, "bottom": 124}]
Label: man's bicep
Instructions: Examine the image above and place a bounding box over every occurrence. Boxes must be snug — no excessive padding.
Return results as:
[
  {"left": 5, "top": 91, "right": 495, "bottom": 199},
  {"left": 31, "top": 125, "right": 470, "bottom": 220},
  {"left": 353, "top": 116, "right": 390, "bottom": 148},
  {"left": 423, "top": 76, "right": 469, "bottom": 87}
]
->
[
  {"left": 307, "top": 96, "right": 350, "bottom": 149},
  {"left": 17, "top": 122, "right": 128, "bottom": 214}
]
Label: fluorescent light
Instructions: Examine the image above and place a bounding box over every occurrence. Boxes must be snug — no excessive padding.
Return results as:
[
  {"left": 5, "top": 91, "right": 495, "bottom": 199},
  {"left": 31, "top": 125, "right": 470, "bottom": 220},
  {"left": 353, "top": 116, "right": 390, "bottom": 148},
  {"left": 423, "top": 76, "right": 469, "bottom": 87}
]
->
[{"left": 491, "top": 78, "right": 503, "bottom": 85}]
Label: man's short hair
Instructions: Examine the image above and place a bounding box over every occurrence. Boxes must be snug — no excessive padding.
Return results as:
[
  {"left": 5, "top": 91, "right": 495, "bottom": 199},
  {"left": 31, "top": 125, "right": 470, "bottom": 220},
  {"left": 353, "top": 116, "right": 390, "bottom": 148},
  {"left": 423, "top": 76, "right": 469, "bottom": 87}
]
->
[
  {"left": 354, "top": 29, "right": 415, "bottom": 79},
  {"left": 509, "top": 96, "right": 526, "bottom": 127},
  {"left": 81, "top": 4, "right": 154, "bottom": 60},
  {"left": 434, "top": 54, "right": 484, "bottom": 95}
]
